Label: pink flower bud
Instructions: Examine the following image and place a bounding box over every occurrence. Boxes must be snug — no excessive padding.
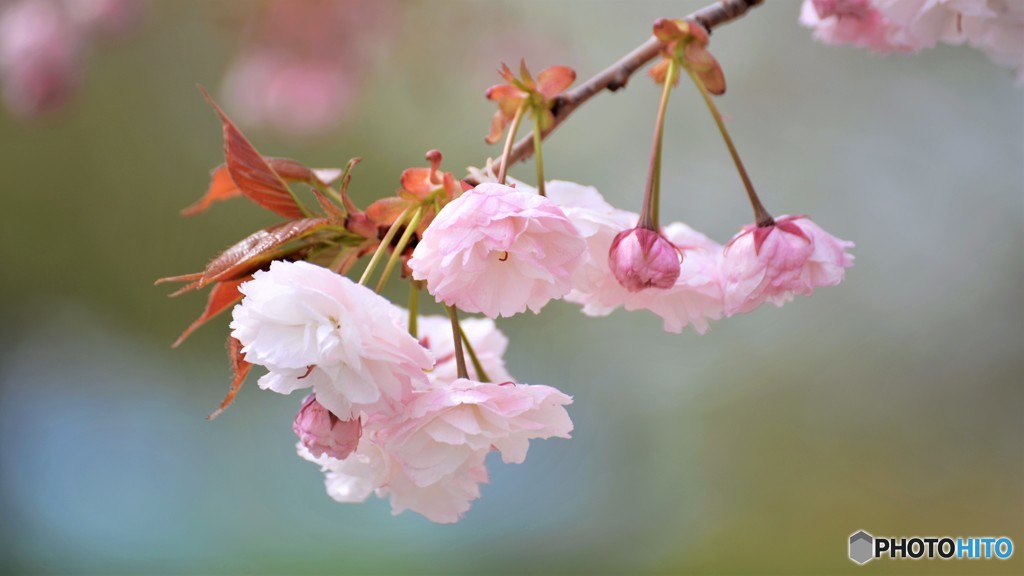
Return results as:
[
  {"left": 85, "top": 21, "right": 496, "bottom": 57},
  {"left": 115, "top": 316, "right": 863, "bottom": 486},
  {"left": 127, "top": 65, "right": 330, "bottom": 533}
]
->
[
  {"left": 607, "top": 227, "right": 681, "bottom": 292},
  {"left": 293, "top": 394, "right": 362, "bottom": 460}
]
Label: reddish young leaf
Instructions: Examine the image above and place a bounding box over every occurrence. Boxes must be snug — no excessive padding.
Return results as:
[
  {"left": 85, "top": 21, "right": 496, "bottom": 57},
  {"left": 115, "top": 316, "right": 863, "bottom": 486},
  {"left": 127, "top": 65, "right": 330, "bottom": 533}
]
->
[
  {"left": 653, "top": 18, "right": 685, "bottom": 42},
  {"left": 207, "top": 336, "right": 252, "bottom": 420},
  {"left": 181, "top": 165, "right": 239, "bottom": 217},
  {"left": 172, "top": 276, "right": 249, "bottom": 348},
  {"left": 685, "top": 42, "right": 726, "bottom": 95},
  {"left": 200, "top": 87, "right": 305, "bottom": 219},
  {"left": 312, "top": 188, "right": 346, "bottom": 223},
  {"left": 158, "top": 217, "right": 332, "bottom": 294},
  {"left": 366, "top": 197, "right": 413, "bottom": 228},
  {"left": 182, "top": 158, "right": 346, "bottom": 217},
  {"left": 536, "top": 66, "right": 576, "bottom": 99}
]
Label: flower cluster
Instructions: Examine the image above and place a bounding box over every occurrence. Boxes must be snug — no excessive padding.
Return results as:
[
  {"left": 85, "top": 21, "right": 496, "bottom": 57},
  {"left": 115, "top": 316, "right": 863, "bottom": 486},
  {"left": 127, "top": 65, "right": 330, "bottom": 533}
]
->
[
  {"left": 467, "top": 180, "right": 853, "bottom": 334},
  {"left": 800, "top": 0, "right": 1024, "bottom": 82},
  {"left": 231, "top": 260, "right": 573, "bottom": 523},
  {"left": 162, "top": 13, "right": 860, "bottom": 526}
]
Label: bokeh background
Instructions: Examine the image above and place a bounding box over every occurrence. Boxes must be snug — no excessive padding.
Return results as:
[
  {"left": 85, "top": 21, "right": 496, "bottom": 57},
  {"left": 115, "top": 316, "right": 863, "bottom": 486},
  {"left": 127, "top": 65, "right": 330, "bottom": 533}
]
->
[{"left": 0, "top": 1, "right": 1021, "bottom": 574}]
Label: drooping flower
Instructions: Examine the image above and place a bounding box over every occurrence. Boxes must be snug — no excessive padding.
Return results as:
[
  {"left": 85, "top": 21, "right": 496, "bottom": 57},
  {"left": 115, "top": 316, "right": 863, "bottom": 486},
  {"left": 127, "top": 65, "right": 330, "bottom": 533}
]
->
[
  {"left": 293, "top": 393, "right": 362, "bottom": 460},
  {"left": 299, "top": 439, "right": 489, "bottom": 524},
  {"left": 413, "top": 313, "right": 514, "bottom": 385},
  {"left": 408, "top": 182, "right": 586, "bottom": 318},
  {"left": 382, "top": 378, "right": 574, "bottom": 487},
  {"left": 297, "top": 377, "right": 571, "bottom": 524},
  {"left": 544, "top": 181, "right": 723, "bottom": 334},
  {"left": 720, "top": 215, "right": 854, "bottom": 316},
  {"left": 608, "top": 227, "right": 681, "bottom": 292},
  {"left": 230, "top": 260, "right": 433, "bottom": 419}
]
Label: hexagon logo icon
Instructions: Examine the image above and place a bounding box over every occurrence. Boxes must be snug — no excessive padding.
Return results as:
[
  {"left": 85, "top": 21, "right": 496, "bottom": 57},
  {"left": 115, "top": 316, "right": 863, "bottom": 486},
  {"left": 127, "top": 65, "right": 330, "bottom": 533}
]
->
[{"left": 849, "top": 531, "right": 874, "bottom": 565}]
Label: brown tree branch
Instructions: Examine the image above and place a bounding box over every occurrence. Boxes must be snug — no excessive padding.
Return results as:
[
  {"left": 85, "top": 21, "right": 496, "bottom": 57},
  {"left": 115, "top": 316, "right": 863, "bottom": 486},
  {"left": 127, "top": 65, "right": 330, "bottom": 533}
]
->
[{"left": 487, "top": 0, "right": 764, "bottom": 177}]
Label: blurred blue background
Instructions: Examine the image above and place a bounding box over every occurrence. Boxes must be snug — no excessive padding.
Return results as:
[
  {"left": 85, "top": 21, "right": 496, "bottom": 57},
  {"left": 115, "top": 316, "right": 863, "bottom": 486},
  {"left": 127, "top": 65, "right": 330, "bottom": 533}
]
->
[{"left": 0, "top": 1, "right": 1021, "bottom": 574}]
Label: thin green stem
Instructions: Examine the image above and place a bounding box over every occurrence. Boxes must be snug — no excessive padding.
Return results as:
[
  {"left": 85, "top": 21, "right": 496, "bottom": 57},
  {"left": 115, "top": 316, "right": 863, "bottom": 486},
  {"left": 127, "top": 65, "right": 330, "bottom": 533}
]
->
[
  {"left": 446, "top": 305, "right": 469, "bottom": 380},
  {"left": 532, "top": 111, "right": 546, "bottom": 196},
  {"left": 685, "top": 67, "right": 774, "bottom": 227},
  {"left": 459, "top": 326, "right": 491, "bottom": 383},
  {"left": 408, "top": 282, "right": 419, "bottom": 338},
  {"left": 497, "top": 102, "right": 528, "bottom": 185},
  {"left": 375, "top": 208, "right": 423, "bottom": 293},
  {"left": 358, "top": 206, "right": 411, "bottom": 286},
  {"left": 640, "top": 59, "right": 676, "bottom": 230}
]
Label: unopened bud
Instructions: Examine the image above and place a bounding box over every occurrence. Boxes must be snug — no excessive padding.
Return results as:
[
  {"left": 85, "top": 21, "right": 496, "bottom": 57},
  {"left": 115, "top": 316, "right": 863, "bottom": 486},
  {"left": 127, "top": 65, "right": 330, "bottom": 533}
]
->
[
  {"left": 293, "top": 394, "right": 361, "bottom": 460},
  {"left": 608, "top": 227, "right": 681, "bottom": 292}
]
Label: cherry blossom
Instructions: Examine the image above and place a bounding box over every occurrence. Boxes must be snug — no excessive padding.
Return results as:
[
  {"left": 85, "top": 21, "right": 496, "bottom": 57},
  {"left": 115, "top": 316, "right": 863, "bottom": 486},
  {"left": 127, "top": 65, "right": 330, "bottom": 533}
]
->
[
  {"left": 408, "top": 183, "right": 586, "bottom": 318},
  {"left": 720, "top": 215, "right": 855, "bottom": 316},
  {"left": 230, "top": 260, "right": 433, "bottom": 419}
]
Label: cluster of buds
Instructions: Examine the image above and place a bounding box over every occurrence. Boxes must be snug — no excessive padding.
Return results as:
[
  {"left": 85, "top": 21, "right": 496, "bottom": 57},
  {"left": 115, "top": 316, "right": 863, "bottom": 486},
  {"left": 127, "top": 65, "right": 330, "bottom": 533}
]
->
[{"left": 161, "top": 17, "right": 853, "bottom": 523}]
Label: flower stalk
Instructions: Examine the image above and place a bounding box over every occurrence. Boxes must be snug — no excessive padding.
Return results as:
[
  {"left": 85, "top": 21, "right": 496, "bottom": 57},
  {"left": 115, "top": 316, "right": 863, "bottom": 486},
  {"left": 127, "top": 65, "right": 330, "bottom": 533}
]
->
[
  {"left": 408, "top": 282, "right": 419, "bottom": 338},
  {"left": 532, "top": 111, "right": 546, "bottom": 196},
  {"left": 459, "top": 325, "right": 491, "bottom": 383},
  {"left": 375, "top": 207, "right": 424, "bottom": 293},
  {"left": 497, "top": 101, "right": 528, "bottom": 185},
  {"left": 685, "top": 67, "right": 774, "bottom": 227},
  {"left": 639, "top": 58, "right": 677, "bottom": 230},
  {"left": 446, "top": 305, "right": 469, "bottom": 379},
  {"left": 358, "top": 206, "right": 412, "bottom": 286}
]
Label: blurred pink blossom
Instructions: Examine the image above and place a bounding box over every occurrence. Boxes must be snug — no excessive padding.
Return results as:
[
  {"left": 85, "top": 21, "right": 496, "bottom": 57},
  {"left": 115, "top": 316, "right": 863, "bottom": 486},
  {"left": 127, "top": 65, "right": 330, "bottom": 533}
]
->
[
  {"left": 220, "top": 0, "right": 395, "bottom": 136},
  {"left": 0, "top": 0, "right": 82, "bottom": 117},
  {"left": 721, "top": 215, "right": 854, "bottom": 316},
  {"left": 409, "top": 183, "right": 586, "bottom": 319},
  {"left": 799, "top": 0, "right": 910, "bottom": 52},
  {"left": 0, "top": 0, "right": 146, "bottom": 118},
  {"left": 801, "top": 0, "right": 1024, "bottom": 82}
]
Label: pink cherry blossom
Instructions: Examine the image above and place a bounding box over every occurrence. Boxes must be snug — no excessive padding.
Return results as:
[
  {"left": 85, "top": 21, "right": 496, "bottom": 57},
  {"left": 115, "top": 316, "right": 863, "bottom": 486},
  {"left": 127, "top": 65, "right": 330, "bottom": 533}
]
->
[
  {"left": 608, "top": 227, "right": 681, "bottom": 292},
  {"left": 408, "top": 183, "right": 586, "bottom": 318},
  {"left": 721, "top": 215, "right": 854, "bottom": 316},
  {"left": 299, "top": 439, "right": 489, "bottom": 524},
  {"left": 545, "top": 182, "right": 723, "bottom": 334},
  {"left": 799, "top": 0, "right": 910, "bottom": 52},
  {"left": 801, "top": 0, "right": 1024, "bottom": 82},
  {"left": 383, "top": 379, "right": 573, "bottom": 488},
  {"left": 412, "top": 314, "right": 514, "bottom": 385},
  {"left": 293, "top": 394, "right": 362, "bottom": 460},
  {"left": 230, "top": 260, "right": 433, "bottom": 419},
  {"left": 381, "top": 449, "right": 489, "bottom": 524}
]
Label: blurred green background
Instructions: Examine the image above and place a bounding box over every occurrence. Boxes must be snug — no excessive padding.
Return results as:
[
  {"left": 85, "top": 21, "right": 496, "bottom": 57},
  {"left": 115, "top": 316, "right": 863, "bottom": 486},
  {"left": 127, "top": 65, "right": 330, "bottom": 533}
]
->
[{"left": 0, "top": 1, "right": 1021, "bottom": 574}]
